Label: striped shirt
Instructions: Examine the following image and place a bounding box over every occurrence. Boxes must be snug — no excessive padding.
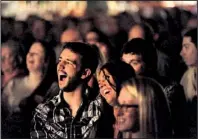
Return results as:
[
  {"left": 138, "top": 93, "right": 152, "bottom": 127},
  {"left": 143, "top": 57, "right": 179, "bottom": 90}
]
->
[{"left": 30, "top": 90, "right": 102, "bottom": 138}]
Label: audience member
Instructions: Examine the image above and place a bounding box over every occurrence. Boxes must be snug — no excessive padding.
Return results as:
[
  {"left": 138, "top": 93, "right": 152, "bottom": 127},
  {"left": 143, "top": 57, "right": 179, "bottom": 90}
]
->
[
  {"left": 1, "top": 40, "right": 26, "bottom": 90},
  {"left": 121, "top": 38, "right": 189, "bottom": 137},
  {"left": 2, "top": 41, "right": 58, "bottom": 138},
  {"left": 116, "top": 77, "right": 173, "bottom": 138},
  {"left": 180, "top": 28, "right": 197, "bottom": 138},
  {"left": 30, "top": 42, "right": 108, "bottom": 138}
]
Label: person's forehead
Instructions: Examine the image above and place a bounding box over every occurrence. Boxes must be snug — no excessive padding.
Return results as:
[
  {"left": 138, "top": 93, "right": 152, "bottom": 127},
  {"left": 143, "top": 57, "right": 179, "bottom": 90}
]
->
[
  {"left": 99, "top": 68, "right": 111, "bottom": 76},
  {"left": 60, "top": 48, "right": 81, "bottom": 60},
  {"left": 30, "top": 43, "right": 44, "bottom": 52},
  {"left": 183, "top": 36, "right": 193, "bottom": 44},
  {"left": 119, "top": 87, "right": 137, "bottom": 104},
  {"left": 123, "top": 53, "right": 142, "bottom": 60}
]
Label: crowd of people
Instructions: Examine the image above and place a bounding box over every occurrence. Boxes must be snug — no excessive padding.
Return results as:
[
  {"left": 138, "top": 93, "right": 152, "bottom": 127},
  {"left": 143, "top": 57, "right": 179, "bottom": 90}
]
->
[{"left": 1, "top": 5, "right": 197, "bottom": 139}]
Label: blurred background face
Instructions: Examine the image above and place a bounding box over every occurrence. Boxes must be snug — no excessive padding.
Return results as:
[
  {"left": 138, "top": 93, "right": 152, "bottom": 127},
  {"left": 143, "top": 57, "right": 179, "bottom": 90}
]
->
[
  {"left": 60, "top": 29, "right": 82, "bottom": 43},
  {"left": 98, "top": 68, "right": 117, "bottom": 106},
  {"left": 86, "top": 31, "right": 99, "bottom": 45},
  {"left": 122, "top": 53, "right": 145, "bottom": 75},
  {"left": 128, "top": 25, "right": 144, "bottom": 40},
  {"left": 14, "top": 22, "right": 25, "bottom": 38},
  {"left": 1, "top": 46, "right": 15, "bottom": 73},
  {"left": 26, "top": 42, "right": 45, "bottom": 72},
  {"left": 117, "top": 86, "right": 139, "bottom": 132},
  {"left": 180, "top": 36, "right": 197, "bottom": 67},
  {"left": 32, "top": 20, "right": 46, "bottom": 40}
]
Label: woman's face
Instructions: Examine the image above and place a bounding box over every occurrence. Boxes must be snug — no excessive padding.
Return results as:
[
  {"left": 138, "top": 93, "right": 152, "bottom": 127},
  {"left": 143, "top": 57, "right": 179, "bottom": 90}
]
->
[
  {"left": 116, "top": 86, "right": 139, "bottom": 132},
  {"left": 98, "top": 68, "right": 117, "bottom": 106},
  {"left": 1, "top": 46, "right": 15, "bottom": 73},
  {"left": 26, "top": 42, "right": 45, "bottom": 73}
]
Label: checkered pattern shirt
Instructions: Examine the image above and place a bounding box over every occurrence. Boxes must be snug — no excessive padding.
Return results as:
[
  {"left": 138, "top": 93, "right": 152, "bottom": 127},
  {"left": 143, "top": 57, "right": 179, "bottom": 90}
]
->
[{"left": 30, "top": 90, "right": 102, "bottom": 138}]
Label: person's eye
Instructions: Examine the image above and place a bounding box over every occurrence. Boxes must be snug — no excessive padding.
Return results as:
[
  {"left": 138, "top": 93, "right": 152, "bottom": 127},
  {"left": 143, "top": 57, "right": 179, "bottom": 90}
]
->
[
  {"left": 184, "top": 45, "right": 189, "bottom": 49},
  {"left": 105, "top": 75, "right": 110, "bottom": 80},
  {"left": 132, "top": 62, "right": 139, "bottom": 66},
  {"left": 65, "top": 61, "right": 70, "bottom": 65}
]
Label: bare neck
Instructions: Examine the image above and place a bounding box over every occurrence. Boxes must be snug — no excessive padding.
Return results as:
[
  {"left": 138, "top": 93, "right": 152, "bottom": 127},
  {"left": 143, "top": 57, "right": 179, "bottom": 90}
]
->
[
  {"left": 63, "top": 84, "right": 85, "bottom": 117},
  {"left": 27, "top": 72, "right": 43, "bottom": 88},
  {"left": 28, "top": 72, "right": 43, "bottom": 82}
]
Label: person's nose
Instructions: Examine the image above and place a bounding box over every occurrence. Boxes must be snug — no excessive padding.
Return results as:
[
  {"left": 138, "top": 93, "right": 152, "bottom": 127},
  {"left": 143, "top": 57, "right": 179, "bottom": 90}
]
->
[
  {"left": 98, "top": 79, "right": 107, "bottom": 88},
  {"left": 180, "top": 48, "right": 185, "bottom": 57},
  {"left": 116, "top": 106, "right": 124, "bottom": 117},
  {"left": 58, "top": 61, "right": 65, "bottom": 71}
]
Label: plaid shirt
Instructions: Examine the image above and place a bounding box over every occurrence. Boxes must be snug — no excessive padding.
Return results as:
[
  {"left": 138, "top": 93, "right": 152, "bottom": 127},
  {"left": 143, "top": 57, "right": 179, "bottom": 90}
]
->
[{"left": 30, "top": 89, "right": 102, "bottom": 139}]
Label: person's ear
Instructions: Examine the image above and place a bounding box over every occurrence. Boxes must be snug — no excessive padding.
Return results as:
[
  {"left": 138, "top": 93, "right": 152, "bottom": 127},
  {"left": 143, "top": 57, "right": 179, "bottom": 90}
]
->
[{"left": 81, "top": 68, "right": 91, "bottom": 79}]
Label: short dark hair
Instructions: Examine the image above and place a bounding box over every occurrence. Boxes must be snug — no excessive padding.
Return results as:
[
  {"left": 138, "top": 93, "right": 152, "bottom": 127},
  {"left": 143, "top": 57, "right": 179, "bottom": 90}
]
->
[
  {"left": 121, "top": 38, "right": 157, "bottom": 71},
  {"left": 184, "top": 28, "right": 197, "bottom": 47},
  {"left": 62, "top": 42, "right": 99, "bottom": 76}
]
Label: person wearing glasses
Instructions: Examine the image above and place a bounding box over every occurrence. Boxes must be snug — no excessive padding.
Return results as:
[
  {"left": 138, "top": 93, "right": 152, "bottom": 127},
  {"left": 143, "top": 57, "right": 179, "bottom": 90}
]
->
[
  {"left": 121, "top": 38, "right": 189, "bottom": 137},
  {"left": 116, "top": 77, "right": 173, "bottom": 138}
]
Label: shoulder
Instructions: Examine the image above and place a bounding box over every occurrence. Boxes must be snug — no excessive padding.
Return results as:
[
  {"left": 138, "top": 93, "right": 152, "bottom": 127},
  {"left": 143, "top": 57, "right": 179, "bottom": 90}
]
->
[
  {"left": 34, "top": 91, "right": 61, "bottom": 115},
  {"left": 180, "top": 67, "right": 197, "bottom": 85}
]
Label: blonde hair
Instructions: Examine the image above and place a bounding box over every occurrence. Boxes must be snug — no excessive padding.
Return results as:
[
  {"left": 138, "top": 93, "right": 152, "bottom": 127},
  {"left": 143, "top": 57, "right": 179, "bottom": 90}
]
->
[{"left": 121, "top": 77, "right": 173, "bottom": 138}]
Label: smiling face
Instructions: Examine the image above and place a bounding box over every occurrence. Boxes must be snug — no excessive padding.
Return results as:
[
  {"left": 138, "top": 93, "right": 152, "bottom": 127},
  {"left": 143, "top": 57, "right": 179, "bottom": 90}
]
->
[
  {"left": 26, "top": 42, "right": 45, "bottom": 73},
  {"left": 97, "top": 68, "right": 117, "bottom": 106},
  {"left": 180, "top": 36, "right": 197, "bottom": 67},
  {"left": 116, "top": 86, "right": 139, "bottom": 132},
  {"left": 57, "top": 48, "right": 82, "bottom": 91}
]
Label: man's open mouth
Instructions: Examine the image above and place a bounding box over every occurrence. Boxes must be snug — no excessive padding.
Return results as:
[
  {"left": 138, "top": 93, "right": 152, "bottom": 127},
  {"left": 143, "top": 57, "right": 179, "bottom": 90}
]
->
[{"left": 59, "top": 74, "right": 67, "bottom": 81}]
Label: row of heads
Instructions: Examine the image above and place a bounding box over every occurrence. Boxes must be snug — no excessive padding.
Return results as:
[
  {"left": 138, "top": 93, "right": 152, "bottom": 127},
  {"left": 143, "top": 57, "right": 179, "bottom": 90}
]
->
[{"left": 1, "top": 27, "right": 197, "bottom": 76}]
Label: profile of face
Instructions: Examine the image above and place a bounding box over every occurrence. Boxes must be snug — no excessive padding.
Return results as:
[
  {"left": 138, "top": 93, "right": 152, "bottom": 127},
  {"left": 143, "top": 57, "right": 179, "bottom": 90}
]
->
[
  {"left": 180, "top": 36, "right": 197, "bottom": 67},
  {"left": 98, "top": 68, "right": 117, "bottom": 106},
  {"left": 85, "top": 31, "right": 99, "bottom": 45},
  {"left": 26, "top": 42, "right": 45, "bottom": 73},
  {"left": 116, "top": 86, "right": 139, "bottom": 132},
  {"left": 57, "top": 48, "right": 83, "bottom": 91},
  {"left": 122, "top": 53, "right": 145, "bottom": 75},
  {"left": 1, "top": 46, "right": 15, "bottom": 73},
  {"left": 128, "top": 25, "right": 144, "bottom": 40},
  {"left": 32, "top": 20, "right": 46, "bottom": 40}
]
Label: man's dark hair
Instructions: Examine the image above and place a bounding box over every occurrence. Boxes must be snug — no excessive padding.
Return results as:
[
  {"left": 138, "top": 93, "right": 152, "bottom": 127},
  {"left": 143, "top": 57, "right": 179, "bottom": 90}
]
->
[
  {"left": 62, "top": 42, "right": 99, "bottom": 77},
  {"left": 184, "top": 28, "right": 197, "bottom": 47},
  {"left": 121, "top": 38, "right": 157, "bottom": 72}
]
